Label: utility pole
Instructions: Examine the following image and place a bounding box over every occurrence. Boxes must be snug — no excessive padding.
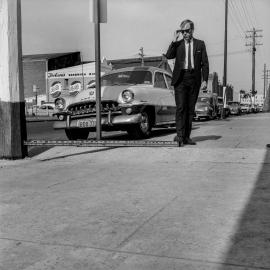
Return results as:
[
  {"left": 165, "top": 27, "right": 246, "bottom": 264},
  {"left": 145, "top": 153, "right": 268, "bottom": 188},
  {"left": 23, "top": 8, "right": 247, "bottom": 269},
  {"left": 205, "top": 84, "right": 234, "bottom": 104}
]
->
[
  {"left": 222, "top": 0, "right": 228, "bottom": 118},
  {"left": 266, "top": 70, "right": 270, "bottom": 94},
  {"left": 245, "top": 28, "right": 263, "bottom": 98},
  {"left": 0, "top": 0, "right": 27, "bottom": 159},
  {"left": 263, "top": 64, "right": 266, "bottom": 99},
  {"left": 139, "top": 47, "right": 145, "bottom": 66},
  {"left": 262, "top": 65, "right": 270, "bottom": 99}
]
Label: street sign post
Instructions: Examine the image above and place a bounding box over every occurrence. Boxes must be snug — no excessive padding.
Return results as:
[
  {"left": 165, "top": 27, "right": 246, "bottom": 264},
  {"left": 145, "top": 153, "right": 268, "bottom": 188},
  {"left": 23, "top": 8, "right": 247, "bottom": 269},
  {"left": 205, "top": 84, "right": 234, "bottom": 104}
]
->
[
  {"left": 89, "top": 0, "right": 107, "bottom": 23},
  {"left": 90, "top": 0, "right": 107, "bottom": 140}
]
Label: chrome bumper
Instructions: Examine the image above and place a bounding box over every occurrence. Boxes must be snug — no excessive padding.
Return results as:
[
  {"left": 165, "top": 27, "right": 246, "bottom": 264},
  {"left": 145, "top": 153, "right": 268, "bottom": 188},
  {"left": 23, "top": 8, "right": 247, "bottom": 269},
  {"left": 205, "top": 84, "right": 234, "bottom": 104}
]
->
[
  {"left": 53, "top": 113, "right": 143, "bottom": 129},
  {"left": 194, "top": 111, "right": 209, "bottom": 118}
]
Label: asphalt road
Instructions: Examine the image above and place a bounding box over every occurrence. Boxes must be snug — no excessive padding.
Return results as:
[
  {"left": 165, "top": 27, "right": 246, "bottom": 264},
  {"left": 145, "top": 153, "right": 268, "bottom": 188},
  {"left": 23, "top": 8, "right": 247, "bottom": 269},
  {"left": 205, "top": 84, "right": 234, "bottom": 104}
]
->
[
  {"left": 25, "top": 117, "right": 227, "bottom": 157},
  {"left": 26, "top": 118, "right": 219, "bottom": 141}
]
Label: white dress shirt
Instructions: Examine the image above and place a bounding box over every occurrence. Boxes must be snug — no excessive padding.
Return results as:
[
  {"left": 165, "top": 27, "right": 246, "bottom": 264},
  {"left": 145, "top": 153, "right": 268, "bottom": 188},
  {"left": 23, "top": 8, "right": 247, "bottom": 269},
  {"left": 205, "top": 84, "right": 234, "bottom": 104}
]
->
[{"left": 184, "top": 39, "right": 194, "bottom": 69}]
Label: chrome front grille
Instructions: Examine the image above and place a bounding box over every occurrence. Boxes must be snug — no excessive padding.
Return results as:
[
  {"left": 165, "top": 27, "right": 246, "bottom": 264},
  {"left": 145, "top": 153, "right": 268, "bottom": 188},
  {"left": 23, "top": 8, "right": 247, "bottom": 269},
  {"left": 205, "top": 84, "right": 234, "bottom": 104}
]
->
[{"left": 67, "top": 101, "right": 120, "bottom": 116}]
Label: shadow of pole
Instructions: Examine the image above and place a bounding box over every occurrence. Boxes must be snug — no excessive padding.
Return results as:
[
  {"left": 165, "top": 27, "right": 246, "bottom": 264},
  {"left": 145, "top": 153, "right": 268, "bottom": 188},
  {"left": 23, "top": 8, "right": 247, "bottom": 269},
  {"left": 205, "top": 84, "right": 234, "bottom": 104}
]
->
[{"left": 219, "top": 146, "right": 270, "bottom": 269}]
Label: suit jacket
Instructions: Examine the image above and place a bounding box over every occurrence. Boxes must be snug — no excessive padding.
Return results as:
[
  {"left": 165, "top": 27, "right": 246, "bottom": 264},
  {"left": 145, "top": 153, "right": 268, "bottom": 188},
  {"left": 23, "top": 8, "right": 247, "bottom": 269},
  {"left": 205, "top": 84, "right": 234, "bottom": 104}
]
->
[{"left": 165, "top": 38, "right": 209, "bottom": 86}]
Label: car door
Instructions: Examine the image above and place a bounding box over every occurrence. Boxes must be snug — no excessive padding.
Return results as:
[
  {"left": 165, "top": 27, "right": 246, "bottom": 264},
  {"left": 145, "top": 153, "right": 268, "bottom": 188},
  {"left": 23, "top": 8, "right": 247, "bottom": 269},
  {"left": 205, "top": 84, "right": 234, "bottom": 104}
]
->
[
  {"left": 164, "top": 73, "right": 176, "bottom": 121},
  {"left": 153, "top": 72, "right": 175, "bottom": 123}
]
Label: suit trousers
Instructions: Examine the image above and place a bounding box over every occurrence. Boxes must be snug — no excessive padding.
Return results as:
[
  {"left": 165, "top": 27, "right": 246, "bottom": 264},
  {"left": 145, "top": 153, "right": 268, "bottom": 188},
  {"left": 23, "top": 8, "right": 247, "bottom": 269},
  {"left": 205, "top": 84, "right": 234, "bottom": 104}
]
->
[{"left": 174, "top": 70, "right": 200, "bottom": 139}]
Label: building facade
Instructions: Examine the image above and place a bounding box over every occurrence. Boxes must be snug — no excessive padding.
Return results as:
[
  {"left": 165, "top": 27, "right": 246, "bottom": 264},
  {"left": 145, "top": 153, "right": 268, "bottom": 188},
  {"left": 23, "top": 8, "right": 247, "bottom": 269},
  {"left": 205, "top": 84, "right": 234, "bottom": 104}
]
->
[{"left": 23, "top": 52, "right": 81, "bottom": 101}]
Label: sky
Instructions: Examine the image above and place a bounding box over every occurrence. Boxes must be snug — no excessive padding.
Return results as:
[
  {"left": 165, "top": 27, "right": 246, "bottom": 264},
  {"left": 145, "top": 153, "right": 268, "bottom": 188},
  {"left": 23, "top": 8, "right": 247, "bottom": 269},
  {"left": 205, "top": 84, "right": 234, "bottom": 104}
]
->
[{"left": 21, "top": 0, "right": 270, "bottom": 99}]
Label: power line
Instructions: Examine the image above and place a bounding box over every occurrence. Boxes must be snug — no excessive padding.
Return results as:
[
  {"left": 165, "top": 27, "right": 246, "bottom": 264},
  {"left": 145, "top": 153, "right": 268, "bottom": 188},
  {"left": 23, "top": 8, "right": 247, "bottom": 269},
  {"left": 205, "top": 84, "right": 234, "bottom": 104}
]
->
[
  {"left": 208, "top": 49, "right": 249, "bottom": 58},
  {"left": 219, "top": 0, "right": 243, "bottom": 39},
  {"left": 230, "top": 0, "right": 249, "bottom": 31},
  {"left": 227, "top": 0, "right": 246, "bottom": 35},
  {"left": 239, "top": 0, "right": 253, "bottom": 29},
  {"left": 247, "top": 0, "right": 257, "bottom": 27}
]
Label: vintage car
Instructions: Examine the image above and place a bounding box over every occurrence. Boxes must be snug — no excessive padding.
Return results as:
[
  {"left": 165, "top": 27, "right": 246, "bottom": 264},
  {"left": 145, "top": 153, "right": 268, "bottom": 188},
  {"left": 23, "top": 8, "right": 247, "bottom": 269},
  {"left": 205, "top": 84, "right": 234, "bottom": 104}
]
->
[
  {"left": 240, "top": 103, "right": 251, "bottom": 114},
  {"left": 52, "top": 66, "right": 176, "bottom": 139},
  {"left": 251, "top": 104, "right": 259, "bottom": 113},
  {"left": 194, "top": 93, "right": 218, "bottom": 120},
  {"left": 227, "top": 101, "right": 241, "bottom": 115},
  {"left": 26, "top": 103, "right": 57, "bottom": 117}
]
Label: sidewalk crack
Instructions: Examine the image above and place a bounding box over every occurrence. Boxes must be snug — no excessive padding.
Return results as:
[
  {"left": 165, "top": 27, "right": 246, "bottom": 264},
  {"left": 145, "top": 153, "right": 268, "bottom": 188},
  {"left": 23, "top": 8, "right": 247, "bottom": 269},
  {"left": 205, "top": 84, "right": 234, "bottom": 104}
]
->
[{"left": 116, "top": 195, "right": 178, "bottom": 249}]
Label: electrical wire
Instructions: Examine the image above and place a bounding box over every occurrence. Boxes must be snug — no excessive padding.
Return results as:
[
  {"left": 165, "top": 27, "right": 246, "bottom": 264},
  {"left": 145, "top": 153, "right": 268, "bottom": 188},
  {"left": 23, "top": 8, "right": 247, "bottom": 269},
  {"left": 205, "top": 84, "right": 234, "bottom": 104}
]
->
[
  {"left": 227, "top": 0, "right": 246, "bottom": 36},
  {"left": 239, "top": 0, "right": 253, "bottom": 29},
  {"left": 209, "top": 49, "right": 249, "bottom": 58},
  {"left": 230, "top": 0, "right": 249, "bottom": 32}
]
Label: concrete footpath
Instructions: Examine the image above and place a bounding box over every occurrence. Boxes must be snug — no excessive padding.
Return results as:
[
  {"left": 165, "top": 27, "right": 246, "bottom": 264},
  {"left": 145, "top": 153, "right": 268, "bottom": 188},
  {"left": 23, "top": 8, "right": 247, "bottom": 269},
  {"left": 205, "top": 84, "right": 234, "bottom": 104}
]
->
[{"left": 1, "top": 113, "right": 270, "bottom": 270}]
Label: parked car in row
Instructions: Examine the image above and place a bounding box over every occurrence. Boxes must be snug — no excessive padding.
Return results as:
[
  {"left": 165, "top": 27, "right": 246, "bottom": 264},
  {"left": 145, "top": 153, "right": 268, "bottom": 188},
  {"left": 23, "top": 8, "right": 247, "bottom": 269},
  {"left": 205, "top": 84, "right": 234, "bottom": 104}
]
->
[
  {"left": 258, "top": 104, "right": 264, "bottom": 112},
  {"left": 227, "top": 101, "right": 241, "bottom": 115},
  {"left": 194, "top": 93, "right": 218, "bottom": 120},
  {"left": 240, "top": 103, "right": 251, "bottom": 114},
  {"left": 52, "top": 66, "right": 177, "bottom": 140},
  {"left": 251, "top": 104, "right": 260, "bottom": 113},
  {"left": 26, "top": 103, "right": 57, "bottom": 116}
]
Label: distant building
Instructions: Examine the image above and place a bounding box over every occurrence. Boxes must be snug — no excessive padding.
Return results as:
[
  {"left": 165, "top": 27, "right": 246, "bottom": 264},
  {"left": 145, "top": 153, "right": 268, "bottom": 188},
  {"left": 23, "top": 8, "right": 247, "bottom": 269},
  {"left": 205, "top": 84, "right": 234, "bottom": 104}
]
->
[
  {"left": 226, "top": 85, "right": 233, "bottom": 102},
  {"left": 264, "top": 85, "right": 270, "bottom": 111},
  {"left": 254, "top": 94, "right": 265, "bottom": 106},
  {"left": 25, "top": 94, "right": 47, "bottom": 107},
  {"left": 200, "top": 72, "right": 219, "bottom": 95},
  {"left": 23, "top": 52, "right": 81, "bottom": 100},
  {"left": 46, "top": 59, "right": 112, "bottom": 101}
]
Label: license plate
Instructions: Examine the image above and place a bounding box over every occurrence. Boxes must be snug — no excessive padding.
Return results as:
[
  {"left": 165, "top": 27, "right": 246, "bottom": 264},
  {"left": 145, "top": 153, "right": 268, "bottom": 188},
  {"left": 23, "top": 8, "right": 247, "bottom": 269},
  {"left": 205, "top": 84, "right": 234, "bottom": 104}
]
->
[{"left": 77, "top": 119, "right": 96, "bottom": 128}]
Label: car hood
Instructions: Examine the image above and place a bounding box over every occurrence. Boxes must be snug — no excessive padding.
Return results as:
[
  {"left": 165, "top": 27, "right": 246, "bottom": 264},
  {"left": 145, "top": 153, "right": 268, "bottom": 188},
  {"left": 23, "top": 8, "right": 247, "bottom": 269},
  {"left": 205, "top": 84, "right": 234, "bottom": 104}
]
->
[
  {"left": 67, "top": 84, "right": 151, "bottom": 104},
  {"left": 77, "top": 84, "right": 149, "bottom": 102}
]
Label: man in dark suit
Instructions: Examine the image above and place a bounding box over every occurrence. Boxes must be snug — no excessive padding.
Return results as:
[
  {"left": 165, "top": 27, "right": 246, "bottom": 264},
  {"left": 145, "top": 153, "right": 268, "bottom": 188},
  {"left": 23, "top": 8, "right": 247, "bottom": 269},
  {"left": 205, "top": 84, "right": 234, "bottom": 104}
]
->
[{"left": 165, "top": 19, "right": 209, "bottom": 146}]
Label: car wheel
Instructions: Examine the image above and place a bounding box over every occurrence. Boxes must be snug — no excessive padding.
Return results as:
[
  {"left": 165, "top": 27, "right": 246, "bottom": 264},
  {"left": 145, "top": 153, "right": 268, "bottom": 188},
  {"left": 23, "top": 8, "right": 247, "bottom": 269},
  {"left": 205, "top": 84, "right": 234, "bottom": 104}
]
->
[
  {"left": 127, "top": 111, "right": 152, "bottom": 139},
  {"left": 65, "top": 129, "right": 89, "bottom": 140}
]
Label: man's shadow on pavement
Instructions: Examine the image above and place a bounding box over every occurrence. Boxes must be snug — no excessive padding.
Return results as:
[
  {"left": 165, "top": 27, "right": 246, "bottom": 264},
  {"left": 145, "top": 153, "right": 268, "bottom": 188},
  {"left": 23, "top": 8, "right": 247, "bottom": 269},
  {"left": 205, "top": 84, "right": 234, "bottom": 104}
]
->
[{"left": 192, "top": 135, "right": 222, "bottom": 142}]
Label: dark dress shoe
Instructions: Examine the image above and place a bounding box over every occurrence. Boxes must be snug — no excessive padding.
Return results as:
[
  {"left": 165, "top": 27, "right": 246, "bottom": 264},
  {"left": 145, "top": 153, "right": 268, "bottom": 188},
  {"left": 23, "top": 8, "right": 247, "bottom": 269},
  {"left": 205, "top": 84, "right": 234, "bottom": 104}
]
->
[
  {"left": 174, "top": 135, "right": 183, "bottom": 147},
  {"left": 183, "top": 138, "right": 196, "bottom": 145}
]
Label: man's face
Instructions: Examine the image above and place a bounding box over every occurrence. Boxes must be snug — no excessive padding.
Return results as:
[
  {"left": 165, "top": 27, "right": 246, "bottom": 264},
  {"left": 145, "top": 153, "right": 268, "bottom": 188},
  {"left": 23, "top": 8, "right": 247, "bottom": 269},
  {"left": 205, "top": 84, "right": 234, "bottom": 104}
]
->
[{"left": 181, "top": 28, "right": 193, "bottom": 42}]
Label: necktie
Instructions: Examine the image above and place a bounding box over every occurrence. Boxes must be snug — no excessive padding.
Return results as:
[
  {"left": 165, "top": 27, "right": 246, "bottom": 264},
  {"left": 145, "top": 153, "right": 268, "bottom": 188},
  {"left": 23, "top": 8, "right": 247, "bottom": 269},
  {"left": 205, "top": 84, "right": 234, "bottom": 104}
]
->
[{"left": 188, "top": 41, "right": 192, "bottom": 71}]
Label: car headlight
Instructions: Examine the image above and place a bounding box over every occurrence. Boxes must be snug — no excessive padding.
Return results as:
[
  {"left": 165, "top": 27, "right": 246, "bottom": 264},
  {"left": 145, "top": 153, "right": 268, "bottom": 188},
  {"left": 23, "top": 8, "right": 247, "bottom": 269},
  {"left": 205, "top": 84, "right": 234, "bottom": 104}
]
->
[
  {"left": 55, "top": 98, "right": 66, "bottom": 111},
  {"left": 50, "top": 82, "right": 62, "bottom": 98},
  {"left": 121, "top": 90, "right": 134, "bottom": 103}
]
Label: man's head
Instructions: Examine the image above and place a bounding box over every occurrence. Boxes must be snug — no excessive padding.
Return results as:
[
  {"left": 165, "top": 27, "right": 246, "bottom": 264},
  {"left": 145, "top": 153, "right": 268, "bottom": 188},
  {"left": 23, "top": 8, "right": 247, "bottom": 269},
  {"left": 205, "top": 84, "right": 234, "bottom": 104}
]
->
[{"left": 178, "top": 19, "right": 194, "bottom": 42}]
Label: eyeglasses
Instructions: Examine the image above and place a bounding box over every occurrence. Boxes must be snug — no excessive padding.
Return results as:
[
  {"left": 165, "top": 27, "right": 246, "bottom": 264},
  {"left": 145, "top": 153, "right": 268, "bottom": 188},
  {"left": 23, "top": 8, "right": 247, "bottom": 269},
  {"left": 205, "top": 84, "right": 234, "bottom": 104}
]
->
[{"left": 180, "top": 29, "right": 191, "bottom": 34}]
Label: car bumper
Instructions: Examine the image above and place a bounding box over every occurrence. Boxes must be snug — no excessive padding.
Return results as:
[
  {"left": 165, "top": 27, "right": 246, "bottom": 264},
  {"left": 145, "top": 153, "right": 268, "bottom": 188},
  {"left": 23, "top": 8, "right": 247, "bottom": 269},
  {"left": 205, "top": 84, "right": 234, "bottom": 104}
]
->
[
  {"left": 230, "top": 110, "right": 239, "bottom": 115},
  {"left": 194, "top": 111, "right": 210, "bottom": 119},
  {"left": 53, "top": 113, "right": 143, "bottom": 129}
]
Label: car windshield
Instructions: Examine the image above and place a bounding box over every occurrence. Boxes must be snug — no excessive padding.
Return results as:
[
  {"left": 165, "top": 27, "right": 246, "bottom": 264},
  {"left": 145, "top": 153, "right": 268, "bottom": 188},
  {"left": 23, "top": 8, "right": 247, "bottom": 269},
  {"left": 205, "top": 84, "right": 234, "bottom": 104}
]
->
[
  {"left": 101, "top": 70, "right": 152, "bottom": 86},
  {"left": 197, "top": 97, "right": 210, "bottom": 103}
]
